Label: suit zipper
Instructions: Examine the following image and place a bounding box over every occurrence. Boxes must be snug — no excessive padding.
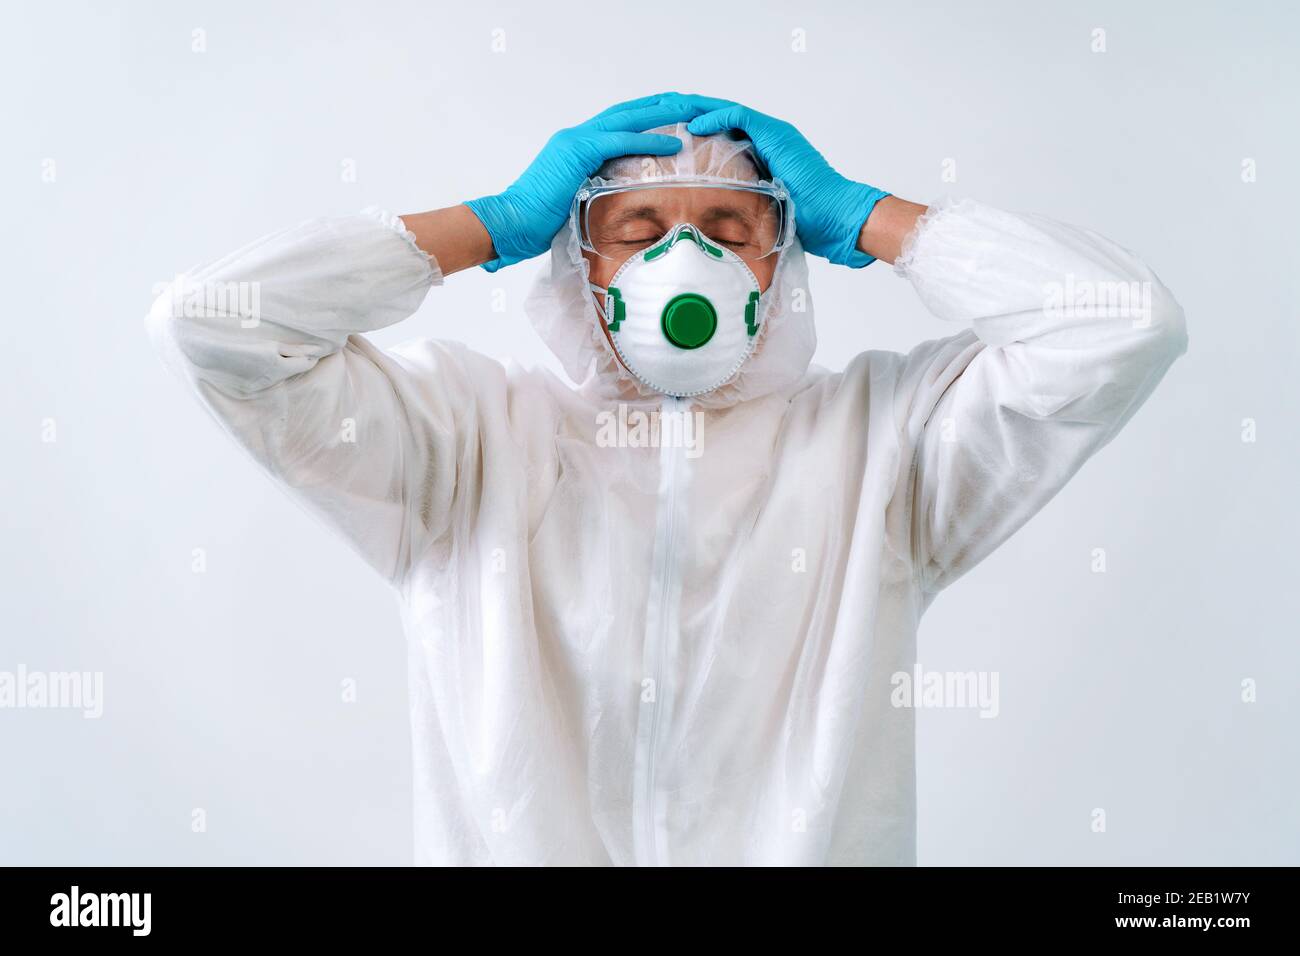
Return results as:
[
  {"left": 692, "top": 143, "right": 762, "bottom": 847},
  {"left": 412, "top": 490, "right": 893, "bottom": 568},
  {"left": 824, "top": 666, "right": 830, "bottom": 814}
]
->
[{"left": 636, "top": 396, "right": 683, "bottom": 866}]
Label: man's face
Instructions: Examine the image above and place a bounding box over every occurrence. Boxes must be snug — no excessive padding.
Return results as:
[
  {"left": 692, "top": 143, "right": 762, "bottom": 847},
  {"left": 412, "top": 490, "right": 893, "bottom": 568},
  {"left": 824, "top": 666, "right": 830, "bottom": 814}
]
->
[{"left": 582, "top": 185, "right": 781, "bottom": 296}]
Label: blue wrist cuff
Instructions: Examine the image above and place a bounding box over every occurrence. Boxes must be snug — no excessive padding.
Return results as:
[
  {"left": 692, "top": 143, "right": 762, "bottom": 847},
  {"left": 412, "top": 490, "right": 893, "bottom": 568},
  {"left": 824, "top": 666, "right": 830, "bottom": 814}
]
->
[
  {"left": 463, "top": 195, "right": 517, "bottom": 272},
  {"left": 837, "top": 186, "right": 891, "bottom": 268}
]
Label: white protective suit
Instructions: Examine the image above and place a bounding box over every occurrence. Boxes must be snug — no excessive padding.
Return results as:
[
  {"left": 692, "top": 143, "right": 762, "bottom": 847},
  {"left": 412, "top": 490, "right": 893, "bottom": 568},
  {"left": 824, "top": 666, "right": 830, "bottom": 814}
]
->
[{"left": 147, "top": 129, "right": 1186, "bottom": 865}]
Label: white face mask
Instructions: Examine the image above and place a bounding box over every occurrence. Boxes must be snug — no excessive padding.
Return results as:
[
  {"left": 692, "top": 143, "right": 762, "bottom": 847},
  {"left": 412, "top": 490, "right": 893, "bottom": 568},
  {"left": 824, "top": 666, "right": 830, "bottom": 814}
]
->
[{"left": 591, "top": 224, "right": 764, "bottom": 398}]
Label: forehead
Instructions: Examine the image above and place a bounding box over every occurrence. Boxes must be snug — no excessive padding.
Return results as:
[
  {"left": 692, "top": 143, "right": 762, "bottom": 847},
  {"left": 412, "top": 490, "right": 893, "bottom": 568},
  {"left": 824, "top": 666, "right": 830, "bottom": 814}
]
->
[{"left": 589, "top": 185, "right": 772, "bottom": 221}]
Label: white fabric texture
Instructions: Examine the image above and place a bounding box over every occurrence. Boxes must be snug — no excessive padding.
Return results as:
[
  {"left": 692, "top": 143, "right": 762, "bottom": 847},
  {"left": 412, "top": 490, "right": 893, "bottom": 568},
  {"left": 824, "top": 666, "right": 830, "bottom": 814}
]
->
[{"left": 147, "top": 190, "right": 1186, "bottom": 865}]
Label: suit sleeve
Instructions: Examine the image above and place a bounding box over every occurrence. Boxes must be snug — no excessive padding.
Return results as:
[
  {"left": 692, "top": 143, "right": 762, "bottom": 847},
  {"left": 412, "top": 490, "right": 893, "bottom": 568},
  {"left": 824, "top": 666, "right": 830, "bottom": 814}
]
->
[
  {"left": 146, "top": 209, "right": 483, "bottom": 585},
  {"left": 892, "top": 198, "right": 1188, "bottom": 594}
]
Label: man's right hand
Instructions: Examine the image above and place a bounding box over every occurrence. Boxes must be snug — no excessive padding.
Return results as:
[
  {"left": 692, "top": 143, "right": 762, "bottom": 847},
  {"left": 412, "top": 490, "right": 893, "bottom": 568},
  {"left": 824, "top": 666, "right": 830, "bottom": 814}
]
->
[{"left": 463, "top": 93, "right": 709, "bottom": 272}]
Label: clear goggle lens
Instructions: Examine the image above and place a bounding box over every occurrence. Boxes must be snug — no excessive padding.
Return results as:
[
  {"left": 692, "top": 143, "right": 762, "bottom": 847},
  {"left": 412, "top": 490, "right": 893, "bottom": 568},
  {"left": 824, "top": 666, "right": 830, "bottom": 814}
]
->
[{"left": 577, "top": 183, "right": 792, "bottom": 265}]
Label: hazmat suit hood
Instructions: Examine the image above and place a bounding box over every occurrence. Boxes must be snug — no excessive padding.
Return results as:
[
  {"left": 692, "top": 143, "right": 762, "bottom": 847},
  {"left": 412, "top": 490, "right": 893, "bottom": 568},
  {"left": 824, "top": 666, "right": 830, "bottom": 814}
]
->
[{"left": 524, "top": 123, "right": 817, "bottom": 409}]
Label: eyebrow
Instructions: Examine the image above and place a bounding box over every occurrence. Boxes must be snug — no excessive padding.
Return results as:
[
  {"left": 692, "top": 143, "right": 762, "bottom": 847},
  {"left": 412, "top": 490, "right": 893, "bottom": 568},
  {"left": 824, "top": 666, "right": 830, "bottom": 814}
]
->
[
  {"left": 602, "top": 205, "right": 667, "bottom": 229},
  {"left": 696, "top": 205, "right": 759, "bottom": 227},
  {"left": 600, "top": 203, "right": 761, "bottom": 231}
]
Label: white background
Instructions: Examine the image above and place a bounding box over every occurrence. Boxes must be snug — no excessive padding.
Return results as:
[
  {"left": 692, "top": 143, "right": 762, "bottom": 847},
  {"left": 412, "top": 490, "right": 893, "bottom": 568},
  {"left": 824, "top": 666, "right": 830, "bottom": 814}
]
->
[{"left": 2, "top": 0, "right": 1297, "bottom": 864}]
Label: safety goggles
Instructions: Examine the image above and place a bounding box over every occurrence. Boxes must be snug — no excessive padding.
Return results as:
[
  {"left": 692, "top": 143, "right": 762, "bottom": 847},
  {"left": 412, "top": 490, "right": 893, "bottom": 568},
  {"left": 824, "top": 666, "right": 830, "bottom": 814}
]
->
[{"left": 572, "top": 178, "right": 795, "bottom": 265}]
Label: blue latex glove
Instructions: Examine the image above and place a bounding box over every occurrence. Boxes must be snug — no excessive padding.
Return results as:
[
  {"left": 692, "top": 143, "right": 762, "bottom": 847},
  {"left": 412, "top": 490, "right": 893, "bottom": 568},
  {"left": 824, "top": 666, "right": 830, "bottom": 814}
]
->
[
  {"left": 684, "top": 98, "right": 890, "bottom": 267},
  {"left": 465, "top": 93, "right": 710, "bottom": 271}
]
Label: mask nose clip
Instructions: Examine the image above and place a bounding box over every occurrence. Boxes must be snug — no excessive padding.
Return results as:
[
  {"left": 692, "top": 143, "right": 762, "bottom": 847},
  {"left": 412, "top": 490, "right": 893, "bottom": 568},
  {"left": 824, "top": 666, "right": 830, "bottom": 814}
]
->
[{"left": 645, "top": 223, "right": 726, "bottom": 262}]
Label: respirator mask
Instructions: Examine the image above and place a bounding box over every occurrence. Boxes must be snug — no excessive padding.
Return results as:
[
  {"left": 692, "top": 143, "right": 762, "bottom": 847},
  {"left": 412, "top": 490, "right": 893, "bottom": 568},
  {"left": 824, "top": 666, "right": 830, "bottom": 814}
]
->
[{"left": 574, "top": 179, "right": 794, "bottom": 398}]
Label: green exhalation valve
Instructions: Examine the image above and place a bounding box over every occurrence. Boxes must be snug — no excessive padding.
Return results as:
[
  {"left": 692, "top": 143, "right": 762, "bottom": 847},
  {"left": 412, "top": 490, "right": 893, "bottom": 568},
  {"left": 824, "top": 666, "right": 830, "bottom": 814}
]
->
[{"left": 660, "top": 293, "right": 717, "bottom": 349}]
